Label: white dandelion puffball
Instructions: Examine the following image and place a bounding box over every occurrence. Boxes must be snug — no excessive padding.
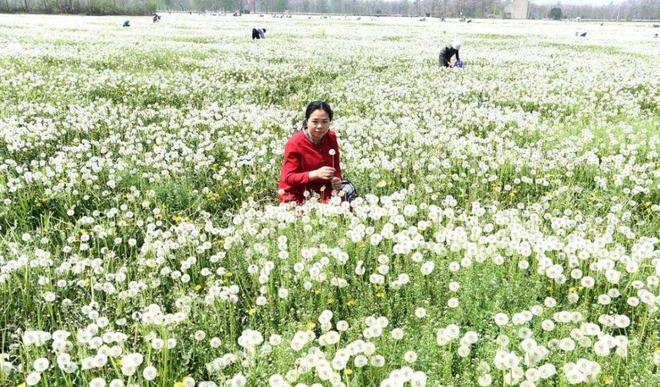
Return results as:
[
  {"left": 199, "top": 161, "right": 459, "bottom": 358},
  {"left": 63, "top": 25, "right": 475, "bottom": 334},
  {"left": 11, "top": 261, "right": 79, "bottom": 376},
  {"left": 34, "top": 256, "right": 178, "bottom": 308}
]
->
[
  {"left": 143, "top": 365, "right": 158, "bottom": 381},
  {"left": 494, "top": 313, "right": 509, "bottom": 326}
]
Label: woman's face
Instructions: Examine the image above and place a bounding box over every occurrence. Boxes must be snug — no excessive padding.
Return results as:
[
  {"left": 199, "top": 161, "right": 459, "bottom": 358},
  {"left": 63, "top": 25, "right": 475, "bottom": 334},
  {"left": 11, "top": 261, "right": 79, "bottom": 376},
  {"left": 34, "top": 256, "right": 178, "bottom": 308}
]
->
[{"left": 307, "top": 109, "right": 331, "bottom": 143}]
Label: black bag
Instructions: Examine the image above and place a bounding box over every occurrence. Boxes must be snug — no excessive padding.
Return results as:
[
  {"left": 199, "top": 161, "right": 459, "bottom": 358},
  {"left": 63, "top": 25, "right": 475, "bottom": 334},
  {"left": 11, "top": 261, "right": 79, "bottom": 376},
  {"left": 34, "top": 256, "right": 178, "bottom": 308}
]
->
[{"left": 340, "top": 180, "right": 358, "bottom": 203}]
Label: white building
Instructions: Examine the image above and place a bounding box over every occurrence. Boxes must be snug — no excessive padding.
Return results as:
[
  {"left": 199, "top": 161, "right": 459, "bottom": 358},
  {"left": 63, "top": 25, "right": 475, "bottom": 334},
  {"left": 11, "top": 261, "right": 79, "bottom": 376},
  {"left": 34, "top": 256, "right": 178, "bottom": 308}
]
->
[{"left": 504, "top": 0, "right": 529, "bottom": 19}]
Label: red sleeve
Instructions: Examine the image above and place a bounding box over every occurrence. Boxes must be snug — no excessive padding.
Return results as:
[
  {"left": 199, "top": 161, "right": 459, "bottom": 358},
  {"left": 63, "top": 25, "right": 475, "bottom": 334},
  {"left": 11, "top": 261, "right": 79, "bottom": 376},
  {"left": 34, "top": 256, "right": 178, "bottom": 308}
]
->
[{"left": 282, "top": 141, "right": 310, "bottom": 187}]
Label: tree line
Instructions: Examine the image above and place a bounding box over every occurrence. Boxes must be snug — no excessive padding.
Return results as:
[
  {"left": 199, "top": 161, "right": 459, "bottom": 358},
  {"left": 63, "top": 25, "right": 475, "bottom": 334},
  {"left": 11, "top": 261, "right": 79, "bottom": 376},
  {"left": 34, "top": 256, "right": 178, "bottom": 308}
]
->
[
  {"left": 1, "top": 0, "right": 658, "bottom": 21},
  {"left": 158, "top": 0, "right": 660, "bottom": 20},
  {"left": 1, "top": 0, "right": 156, "bottom": 14},
  {"left": 528, "top": 1, "right": 659, "bottom": 20}
]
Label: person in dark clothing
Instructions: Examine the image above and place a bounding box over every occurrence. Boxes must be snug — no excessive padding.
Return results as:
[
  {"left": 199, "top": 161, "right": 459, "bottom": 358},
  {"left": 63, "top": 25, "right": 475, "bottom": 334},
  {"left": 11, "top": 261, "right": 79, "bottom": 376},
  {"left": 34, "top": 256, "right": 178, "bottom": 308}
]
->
[
  {"left": 252, "top": 28, "right": 266, "bottom": 39},
  {"left": 439, "top": 42, "right": 461, "bottom": 67},
  {"left": 123, "top": 20, "right": 130, "bottom": 27}
]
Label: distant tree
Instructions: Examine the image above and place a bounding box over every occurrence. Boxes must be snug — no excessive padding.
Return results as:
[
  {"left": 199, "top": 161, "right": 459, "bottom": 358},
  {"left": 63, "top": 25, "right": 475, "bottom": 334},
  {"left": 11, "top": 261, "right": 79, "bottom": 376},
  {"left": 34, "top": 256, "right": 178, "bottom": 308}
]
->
[
  {"left": 549, "top": 7, "right": 562, "bottom": 19},
  {"left": 399, "top": 0, "right": 410, "bottom": 15},
  {"left": 329, "top": 0, "right": 341, "bottom": 13},
  {"left": 315, "top": 0, "right": 327, "bottom": 12},
  {"left": 219, "top": 0, "right": 239, "bottom": 12}
]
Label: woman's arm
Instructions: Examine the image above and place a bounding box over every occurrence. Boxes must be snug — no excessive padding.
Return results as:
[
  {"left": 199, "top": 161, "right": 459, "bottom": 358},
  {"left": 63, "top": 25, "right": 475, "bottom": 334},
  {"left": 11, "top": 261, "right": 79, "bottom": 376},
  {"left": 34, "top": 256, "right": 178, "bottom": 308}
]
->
[{"left": 282, "top": 144, "right": 310, "bottom": 187}]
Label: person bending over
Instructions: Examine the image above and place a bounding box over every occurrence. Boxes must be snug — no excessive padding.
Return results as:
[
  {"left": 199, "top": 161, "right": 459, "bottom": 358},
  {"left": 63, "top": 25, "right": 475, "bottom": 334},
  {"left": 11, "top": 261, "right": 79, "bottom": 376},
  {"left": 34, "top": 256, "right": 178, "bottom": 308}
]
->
[
  {"left": 252, "top": 28, "right": 266, "bottom": 39},
  {"left": 439, "top": 41, "right": 461, "bottom": 67}
]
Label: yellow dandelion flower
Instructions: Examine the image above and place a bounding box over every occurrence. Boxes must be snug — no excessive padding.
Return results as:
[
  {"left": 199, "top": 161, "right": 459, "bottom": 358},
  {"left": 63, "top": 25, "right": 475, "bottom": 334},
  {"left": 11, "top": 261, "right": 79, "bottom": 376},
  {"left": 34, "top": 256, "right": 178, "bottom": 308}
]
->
[
  {"left": 327, "top": 298, "right": 335, "bottom": 305},
  {"left": 174, "top": 382, "right": 185, "bottom": 387},
  {"left": 224, "top": 271, "right": 233, "bottom": 278},
  {"left": 306, "top": 322, "right": 316, "bottom": 330},
  {"left": 248, "top": 308, "right": 256, "bottom": 316},
  {"left": 344, "top": 368, "right": 353, "bottom": 376},
  {"left": 194, "top": 284, "right": 203, "bottom": 291},
  {"left": 206, "top": 192, "right": 218, "bottom": 201}
]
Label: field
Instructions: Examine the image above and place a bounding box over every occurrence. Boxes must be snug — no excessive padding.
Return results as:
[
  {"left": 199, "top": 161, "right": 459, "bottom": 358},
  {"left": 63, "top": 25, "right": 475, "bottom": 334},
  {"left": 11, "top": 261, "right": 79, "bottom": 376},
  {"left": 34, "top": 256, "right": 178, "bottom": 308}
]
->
[{"left": 0, "top": 12, "right": 659, "bottom": 387}]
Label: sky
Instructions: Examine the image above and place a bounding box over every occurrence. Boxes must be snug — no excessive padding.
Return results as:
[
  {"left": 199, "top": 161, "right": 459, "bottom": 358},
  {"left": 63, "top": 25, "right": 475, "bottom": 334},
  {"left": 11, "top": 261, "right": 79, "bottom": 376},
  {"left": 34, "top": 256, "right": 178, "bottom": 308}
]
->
[{"left": 531, "top": 0, "right": 629, "bottom": 5}]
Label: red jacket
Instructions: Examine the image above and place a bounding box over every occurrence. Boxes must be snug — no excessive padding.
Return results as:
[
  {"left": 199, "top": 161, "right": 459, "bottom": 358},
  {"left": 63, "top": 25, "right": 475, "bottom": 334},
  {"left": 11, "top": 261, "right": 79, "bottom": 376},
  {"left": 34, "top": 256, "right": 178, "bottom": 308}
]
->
[{"left": 278, "top": 130, "right": 342, "bottom": 204}]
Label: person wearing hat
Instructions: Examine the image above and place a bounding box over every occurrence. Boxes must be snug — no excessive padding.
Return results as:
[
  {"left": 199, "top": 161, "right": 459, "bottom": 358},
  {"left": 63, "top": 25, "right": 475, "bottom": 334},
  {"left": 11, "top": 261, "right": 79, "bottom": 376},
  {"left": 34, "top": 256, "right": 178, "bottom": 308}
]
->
[{"left": 439, "top": 41, "right": 461, "bottom": 67}]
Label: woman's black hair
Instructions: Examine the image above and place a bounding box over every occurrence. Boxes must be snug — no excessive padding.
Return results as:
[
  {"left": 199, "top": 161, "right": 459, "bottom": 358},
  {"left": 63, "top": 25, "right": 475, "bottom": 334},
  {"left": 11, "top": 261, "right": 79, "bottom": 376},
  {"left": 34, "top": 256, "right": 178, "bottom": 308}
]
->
[{"left": 303, "top": 101, "right": 333, "bottom": 129}]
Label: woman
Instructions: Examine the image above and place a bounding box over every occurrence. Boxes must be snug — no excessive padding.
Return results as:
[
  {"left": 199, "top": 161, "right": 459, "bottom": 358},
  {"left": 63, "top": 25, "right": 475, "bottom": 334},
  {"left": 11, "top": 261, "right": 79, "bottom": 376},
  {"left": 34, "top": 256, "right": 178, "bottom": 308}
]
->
[{"left": 278, "top": 101, "right": 342, "bottom": 204}]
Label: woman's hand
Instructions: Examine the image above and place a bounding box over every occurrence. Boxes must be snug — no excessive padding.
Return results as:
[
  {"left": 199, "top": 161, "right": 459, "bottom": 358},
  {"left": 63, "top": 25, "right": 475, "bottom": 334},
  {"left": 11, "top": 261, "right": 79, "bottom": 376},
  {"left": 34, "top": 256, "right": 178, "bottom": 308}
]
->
[
  {"left": 331, "top": 177, "right": 342, "bottom": 190},
  {"left": 309, "top": 166, "right": 336, "bottom": 181}
]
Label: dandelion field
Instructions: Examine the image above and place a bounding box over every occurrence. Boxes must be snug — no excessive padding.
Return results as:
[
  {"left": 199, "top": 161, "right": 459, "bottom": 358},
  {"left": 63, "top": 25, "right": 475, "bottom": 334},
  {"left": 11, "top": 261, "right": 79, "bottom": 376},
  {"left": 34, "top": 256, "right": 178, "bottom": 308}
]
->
[{"left": 0, "top": 13, "right": 659, "bottom": 387}]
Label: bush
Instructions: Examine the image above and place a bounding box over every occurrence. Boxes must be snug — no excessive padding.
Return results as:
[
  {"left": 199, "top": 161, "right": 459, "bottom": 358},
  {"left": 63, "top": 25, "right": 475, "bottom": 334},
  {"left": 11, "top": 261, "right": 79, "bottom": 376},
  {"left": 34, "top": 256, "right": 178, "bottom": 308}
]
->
[{"left": 549, "top": 7, "right": 562, "bottom": 20}]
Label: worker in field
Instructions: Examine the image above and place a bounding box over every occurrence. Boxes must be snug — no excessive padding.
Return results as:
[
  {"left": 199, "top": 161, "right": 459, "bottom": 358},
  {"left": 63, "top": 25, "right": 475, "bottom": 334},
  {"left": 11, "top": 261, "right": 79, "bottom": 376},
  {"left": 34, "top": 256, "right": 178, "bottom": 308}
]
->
[
  {"left": 439, "top": 41, "right": 461, "bottom": 68},
  {"left": 252, "top": 27, "right": 266, "bottom": 39}
]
